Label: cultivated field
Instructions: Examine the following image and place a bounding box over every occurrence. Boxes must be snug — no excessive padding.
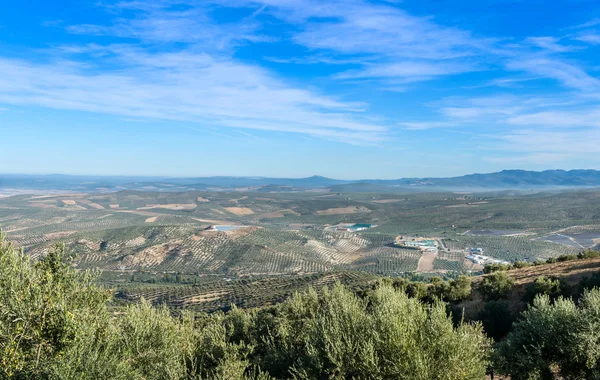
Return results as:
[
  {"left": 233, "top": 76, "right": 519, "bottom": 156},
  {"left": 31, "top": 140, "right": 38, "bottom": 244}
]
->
[{"left": 1, "top": 189, "right": 599, "bottom": 282}]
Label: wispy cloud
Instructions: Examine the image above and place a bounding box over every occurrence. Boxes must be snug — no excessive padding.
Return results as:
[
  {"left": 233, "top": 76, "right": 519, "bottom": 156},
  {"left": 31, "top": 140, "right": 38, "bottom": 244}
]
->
[
  {"left": 0, "top": 1, "right": 393, "bottom": 144},
  {"left": 335, "top": 61, "right": 476, "bottom": 82},
  {"left": 507, "top": 110, "right": 600, "bottom": 128},
  {"left": 524, "top": 36, "right": 579, "bottom": 53},
  {"left": 234, "top": 0, "right": 489, "bottom": 84},
  {"left": 570, "top": 18, "right": 600, "bottom": 29},
  {"left": 575, "top": 33, "right": 600, "bottom": 45},
  {"left": 66, "top": 3, "right": 270, "bottom": 50},
  {"left": 397, "top": 122, "right": 455, "bottom": 130},
  {"left": 0, "top": 52, "right": 385, "bottom": 144},
  {"left": 505, "top": 57, "right": 600, "bottom": 92}
]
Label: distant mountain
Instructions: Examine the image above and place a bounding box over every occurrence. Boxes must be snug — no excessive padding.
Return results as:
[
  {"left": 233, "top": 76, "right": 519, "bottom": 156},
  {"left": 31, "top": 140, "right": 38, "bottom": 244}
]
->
[{"left": 3, "top": 169, "right": 600, "bottom": 193}]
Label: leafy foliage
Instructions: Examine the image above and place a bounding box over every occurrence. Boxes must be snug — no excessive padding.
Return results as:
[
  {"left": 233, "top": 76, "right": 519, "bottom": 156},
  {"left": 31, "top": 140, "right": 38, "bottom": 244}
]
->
[
  {"left": 523, "top": 276, "right": 568, "bottom": 304},
  {"left": 478, "top": 271, "right": 515, "bottom": 301},
  {"left": 0, "top": 234, "right": 490, "bottom": 379},
  {"left": 494, "top": 290, "right": 600, "bottom": 379}
]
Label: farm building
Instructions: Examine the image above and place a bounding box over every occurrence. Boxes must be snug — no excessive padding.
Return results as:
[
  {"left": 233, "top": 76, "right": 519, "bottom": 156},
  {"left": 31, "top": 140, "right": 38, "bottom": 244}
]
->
[
  {"left": 466, "top": 254, "right": 510, "bottom": 266},
  {"left": 402, "top": 239, "right": 436, "bottom": 248},
  {"left": 467, "top": 247, "right": 484, "bottom": 254},
  {"left": 395, "top": 238, "right": 438, "bottom": 254}
]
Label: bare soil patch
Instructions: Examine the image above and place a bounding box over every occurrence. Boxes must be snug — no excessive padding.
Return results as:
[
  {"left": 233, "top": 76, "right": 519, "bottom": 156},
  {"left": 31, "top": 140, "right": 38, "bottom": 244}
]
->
[
  {"left": 225, "top": 207, "right": 254, "bottom": 215},
  {"left": 316, "top": 206, "right": 370, "bottom": 215},
  {"left": 185, "top": 291, "right": 231, "bottom": 304},
  {"left": 229, "top": 195, "right": 248, "bottom": 202},
  {"left": 126, "top": 236, "right": 146, "bottom": 247},
  {"left": 145, "top": 216, "right": 158, "bottom": 223},
  {"left": 260, "top": 209, "right": 301, "bottom": 218},
  {"left": 61, "top": 200, "right": 77, "bottom": 205},
  {"left": 256, "top": 197, "right": 275, "bottom": 201},
  {"left": 116, "top": 210, "right": 162, "bottom": 217},
  {"left": 121, "top": 242, "right": 181, "bottom": 266},
  {"left": 447, "top": 204, "right": 480, "bottom": 208},
  {"left": 417, "top": 253, "right": 438, "bottom": 272},
  {"left": 373, "top": 199, "right": 402, "bottom": 203},
  {"left": 109, "top": 204, "right": 120, "bottom": 209},
  {"left": 29, "top": 202, "right": 56, "bottom": 209},
  {"left": 191, "top": 217, "right": 237, "bottom": 225},
  {"left": 314, "top": 193, "right": 337, "bottom": 198},
  {"left": 197, "top": 196, "right": 210, "bottom": 202},
  {"left": 139, "top": 204, "right": 197, "bottom": 211},
  {"left": 44, "top": 231, "right": 77, "bottom": 240},
  {"left": 29, "top": 195, "right": 59, "bottom": 200},
  {"left": 86, "top": 202, "right": 105, "bottom": 209},
  {"left": 506, "top": 258, "right": 600, "bottom": 286}
]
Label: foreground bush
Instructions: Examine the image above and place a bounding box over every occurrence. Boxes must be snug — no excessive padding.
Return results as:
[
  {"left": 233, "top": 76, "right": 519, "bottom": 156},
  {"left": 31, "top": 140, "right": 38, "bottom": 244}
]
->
[
  {"left": 495, "top": 289, "right": 600, "bottom": 379},
  {"left": 523, "top": 276, "right": 568, "bottom": 304},
  {"left": 0, "top": 234, "right": 491, "bottom": 379},
  {"left": 255, "top": 284, "right": 490, "bottom": 379},
  {"left": 478, "top": 271, "right": 515, "bottom": 301}
]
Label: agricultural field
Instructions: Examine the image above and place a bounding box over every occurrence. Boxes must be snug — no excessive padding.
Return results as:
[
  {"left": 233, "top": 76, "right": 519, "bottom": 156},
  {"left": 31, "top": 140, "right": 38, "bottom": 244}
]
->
[
  {"left": 111, "top": 271, "right": 379, "bottom": 313},
  {"left": 1, "top": 189, "right": 600, "bottom": 286}
]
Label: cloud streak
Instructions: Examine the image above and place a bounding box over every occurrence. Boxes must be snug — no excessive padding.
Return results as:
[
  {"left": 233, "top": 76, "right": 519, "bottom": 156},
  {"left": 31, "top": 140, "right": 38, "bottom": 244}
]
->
[{"left": 0, "top": 52, "right": 385, "bottom": 143}]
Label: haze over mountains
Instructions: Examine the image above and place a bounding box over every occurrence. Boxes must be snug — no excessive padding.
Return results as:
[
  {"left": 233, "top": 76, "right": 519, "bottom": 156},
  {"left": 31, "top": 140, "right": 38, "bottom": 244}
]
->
[{"left": 3, "top": 169, "right": 600, "bottom": 193}]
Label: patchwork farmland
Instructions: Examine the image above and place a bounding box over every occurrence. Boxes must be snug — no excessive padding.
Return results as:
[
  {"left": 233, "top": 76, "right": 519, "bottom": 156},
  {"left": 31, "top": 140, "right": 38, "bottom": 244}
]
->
[{"left": 2, "top": 189, "right": 600, "bottom": 286}]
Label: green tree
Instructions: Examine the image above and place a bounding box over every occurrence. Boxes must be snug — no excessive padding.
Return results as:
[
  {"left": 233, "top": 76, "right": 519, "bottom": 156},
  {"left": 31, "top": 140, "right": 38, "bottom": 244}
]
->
[
  {"left": 0, "top": 235, "right": 111, "bottom": 378},
  {"left": 523, "top": 276, "right": 567, "bottom": 304},
  {"left": 478, "top": 271, "right": 515, "bottom": 301},
  {"left": 257, "top": 284, "right": 490, "bottom": 379},
  {"left": 495, "top": 289, "right": 600, "bottom": 379}
]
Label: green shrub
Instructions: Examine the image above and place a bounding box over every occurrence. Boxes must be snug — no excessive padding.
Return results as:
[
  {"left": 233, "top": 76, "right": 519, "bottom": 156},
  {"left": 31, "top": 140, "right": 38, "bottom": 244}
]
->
[
  {"left": 578, "top": 250, "right": 600, "bottom": 260},
  {"left": 523, "top": 276, "right": 567, "bottom": 304},
  {"left": 512, "top": 261, "right": 531, "bottom": 269},
  {"left": 483, "top": 263, "right": 511, "bottom": 274},
  {"left": 258, "top": 284, "right": 490, "bottom": 379},
  {"left": 478, "top": 271, "right": 515, "bottom": 301},
  {"left": 0, "top": 235, "right": 491, "bottom": 379},
  {"left": 435, "top": 275, "right": 472, "bottom": 303},
  {"left": 494, "top": 290, "right": 600, "bottom": 379},
  {"left": 557, "top": 254, "right": 578, "bottom": 262},
  {"left": 0, "top": 237, "right": 111, "bottom": 378},
  {"left": 405, "top": 281, "right": 428, "bottom": 299}
]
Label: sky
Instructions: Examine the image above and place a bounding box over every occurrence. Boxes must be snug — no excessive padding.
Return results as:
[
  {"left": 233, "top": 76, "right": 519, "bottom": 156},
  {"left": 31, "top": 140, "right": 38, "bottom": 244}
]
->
[{"left": 1, "top": 0, "right": 600, "bottom": 179}]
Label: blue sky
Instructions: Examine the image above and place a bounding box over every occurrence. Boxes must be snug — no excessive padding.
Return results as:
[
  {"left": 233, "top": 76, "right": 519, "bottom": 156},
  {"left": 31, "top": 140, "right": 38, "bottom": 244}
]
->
[{"left": 1, "top": 0, "right": 600, "bottom": 179}]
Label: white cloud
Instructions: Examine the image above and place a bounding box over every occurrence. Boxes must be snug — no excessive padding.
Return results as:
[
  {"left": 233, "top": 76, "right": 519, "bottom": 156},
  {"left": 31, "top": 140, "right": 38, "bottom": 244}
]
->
[
  {"left": 335, "top": 61, "right": 475, "bottom": 82},
  {"left": 575, "top": 34, "right": 600, "bottom": 45},
  {"left": 0, "top": 53, "right": 386, "bottom": 144},
  {"left": 505, "top": 57, "right": 600, "bottom": 92},
  {"left": 220, "top": 0, "right": 488, "bottom": 83},
  {"left": 397, "top": 121, "right": 455, "bottom": 130},
  {"left": 571, "top": 18, "right": 600, "bottom": 29},
  {"left": 525, "top": 36, "right": 578, "bottom": 53},
  {"left": 507, "top": 110, "right": 600, "bottom": 128},
  {"left": 0, "top": 0, "right": 395, "bottom": 144}
]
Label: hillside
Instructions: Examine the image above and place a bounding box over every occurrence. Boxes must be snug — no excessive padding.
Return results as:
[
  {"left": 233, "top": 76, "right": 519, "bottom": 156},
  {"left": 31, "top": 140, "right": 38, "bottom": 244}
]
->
[
  {"left": 458, "top": 257, "right": 600, "bottom": 320},
  {"left": 4, "top": 189, "right": 600, "bottom": 278}
]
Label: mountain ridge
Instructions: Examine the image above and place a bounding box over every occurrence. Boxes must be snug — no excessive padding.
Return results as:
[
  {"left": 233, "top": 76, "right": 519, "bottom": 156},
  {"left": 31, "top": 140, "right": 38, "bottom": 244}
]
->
[{"left": 2, "top": 169, "right": 600, "bottom": 192}]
